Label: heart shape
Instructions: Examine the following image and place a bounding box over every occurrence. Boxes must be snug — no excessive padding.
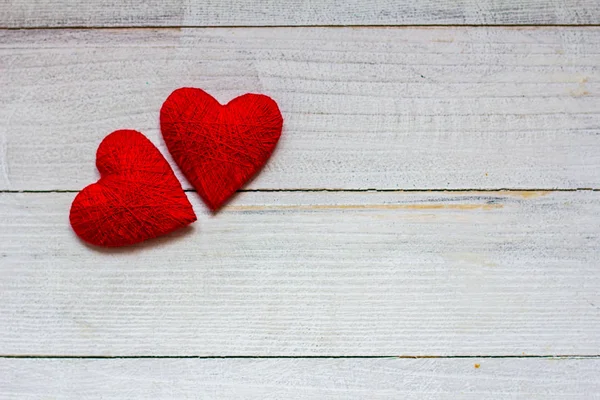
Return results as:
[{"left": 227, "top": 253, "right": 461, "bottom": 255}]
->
[
  {"left": 69, "top": 130, "right": 197, "bottom": 247},
  {"left": 160, "top": 88, "right": 283, "bottom": 211}
]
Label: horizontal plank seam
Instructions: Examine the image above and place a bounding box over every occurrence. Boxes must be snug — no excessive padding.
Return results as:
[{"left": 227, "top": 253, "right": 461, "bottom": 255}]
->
[
  {"left": 1, "top": 355, "right": 599, "bottom": 359},
  {"left": 1, "top": 188, "right": 598, "bottom": 194},
  {"left": 2, "top": 24, "right": 600, "bottom": 30}
]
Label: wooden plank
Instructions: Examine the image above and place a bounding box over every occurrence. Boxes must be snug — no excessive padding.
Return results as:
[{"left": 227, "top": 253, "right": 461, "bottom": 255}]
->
[
  {"left": 2, "top": 357, "right": 599, "bottom": 399},
  {"left": 1, "top": 0, "right": 599, "bottom": 28},
  {"left": 1, "top": 28, "right": 600, "bottom": 191},
  {"left": 1, "top": 190, "right": 598, "bottom": 356}
]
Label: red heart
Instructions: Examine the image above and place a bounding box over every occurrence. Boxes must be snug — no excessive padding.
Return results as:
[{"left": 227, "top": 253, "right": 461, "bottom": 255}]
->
[
  {"left": 160, "top": 88, "right": 283, "bottom": 211},
  {"left": 69, "top": 130, "right": 197, "bottom": 247}
]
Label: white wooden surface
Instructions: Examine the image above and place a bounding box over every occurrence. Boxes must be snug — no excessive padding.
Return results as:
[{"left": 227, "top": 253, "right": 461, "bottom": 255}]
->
[
  {"left": 1, "top": 28, "right": 600, "bottom": 191},
  {"left": 1, "top": 0, "right": 599, "bottom": 27},
  {"left": 2, "top": 358, "right": 600, "bottom": 399},
  {"left": 2, "top": 5, "right": 600, "bottom": 397},
  {"left": 1, "top": 191, "right": 598, "bottom": 356}
]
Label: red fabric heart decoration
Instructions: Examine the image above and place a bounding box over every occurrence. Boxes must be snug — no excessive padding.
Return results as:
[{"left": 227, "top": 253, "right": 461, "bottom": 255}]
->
[
  {"left": 69, "top": 130, "right": 197, "bottom": 247},
  {"left": 160, "top": 88, "right": 283, "bottom": 211}
]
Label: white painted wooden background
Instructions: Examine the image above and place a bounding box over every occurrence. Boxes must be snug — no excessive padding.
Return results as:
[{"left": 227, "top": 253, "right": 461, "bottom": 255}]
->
[
  {"left": 1, "top": 2, "right": 600, "bottom": 399},
  {"left": 1, "top": 0, "right": 599, "bottom": 27}
]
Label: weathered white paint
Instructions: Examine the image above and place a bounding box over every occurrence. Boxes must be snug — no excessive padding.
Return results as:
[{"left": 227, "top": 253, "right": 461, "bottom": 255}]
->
[
  {"left": 1, "top": 191, "right": 598, "bottom": 356},
  {"left": 1, "top": 28, "right": 599, "bottom": 191},
  {"left": 1, "top": 6, "right": 599, "bottom": 392},
  {"left": 2, "top": 357, "right": 599, "bottom": 399},
  {"left": 1, "top": 0, "right": 599, "bottom": 27}
]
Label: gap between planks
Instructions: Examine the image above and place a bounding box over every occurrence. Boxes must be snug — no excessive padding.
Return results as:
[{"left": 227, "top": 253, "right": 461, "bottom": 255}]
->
[
  {"left": 0, "top": 189, "right": 598, "bottom": 194},
  {"left": 2, "top": 355, "right": 600, "bottom": 359},
  {"left": 3, "top": 24, "right": 600, "bottom": 30}
]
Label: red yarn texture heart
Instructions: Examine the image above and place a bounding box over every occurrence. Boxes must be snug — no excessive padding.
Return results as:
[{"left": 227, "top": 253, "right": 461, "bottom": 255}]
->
[
  {"left": 69, "top": 130, "right": 197, "bottom": 247},
  {"left": 160, "top": 88, "right": 283, "bottom": 211}
]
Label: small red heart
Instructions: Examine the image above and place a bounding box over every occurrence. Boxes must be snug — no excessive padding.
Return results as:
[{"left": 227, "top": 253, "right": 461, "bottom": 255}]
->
[
  {"left": 160, "top": 88, "right": 283, "bottom": 211},
  {"left": 70, "top": 130, "right": 197, "bottom": 247}
]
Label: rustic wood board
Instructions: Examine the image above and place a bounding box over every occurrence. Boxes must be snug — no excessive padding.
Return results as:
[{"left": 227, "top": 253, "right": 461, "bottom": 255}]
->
[
  {"left": 1, "top": 28, "right": 599, "bottom": 191},
  {"left": 2, "top": 357, "right": 599, "bottom": 399},
  {"left": 2, "top": 6, "right": 600, "bottom": 396},
  {"left": 1, "top": 0, "right": 599, "bottom": 28},
  {"left": 1, "top": 191, "right": 598, "bottom": 356}
]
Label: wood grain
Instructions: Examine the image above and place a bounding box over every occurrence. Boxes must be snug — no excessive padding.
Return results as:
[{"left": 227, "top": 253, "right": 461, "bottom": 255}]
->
[
  {"left": 2, "top": 357, "right": 599, "bottom": 399},
  {"left": 1, "top": 0, "right": 599, "bottom": 28},
  {"left": 1, "top": 28, "right": 599, "bottom": 191},
  {"left": 1, "top": 190, "right": 598, "bottom": 356},
  {"left": 2, "top": 0, "right": 599, "bottom": 392}
]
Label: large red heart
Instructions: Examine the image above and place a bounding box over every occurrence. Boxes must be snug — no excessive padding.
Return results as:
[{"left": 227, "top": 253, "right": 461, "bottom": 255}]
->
[
  {"left": 69, "top": 130, "right": 197, "bottom": 247},
  {"left": 160, "top": 88, "right": 283, "bottom": 211}
]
